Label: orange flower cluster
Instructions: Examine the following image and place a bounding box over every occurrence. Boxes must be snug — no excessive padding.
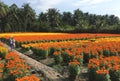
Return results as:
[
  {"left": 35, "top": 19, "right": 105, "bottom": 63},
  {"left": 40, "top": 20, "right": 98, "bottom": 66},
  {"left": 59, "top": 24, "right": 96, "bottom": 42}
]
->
[
  {"left": 88, "top": 58, "right": 100, "bottom": 68},
  {"left": 2, "top": 33, "right": 120, "bottom": 42},
  {"left": 69, "top": 60, "right": 80, "bottom": 66},
  {"left": 96, "top": 69, "right": 109, "bottom": 74},
  {"left": 84, "top": 42, "right": 119, "bottom": 59},
  {"left": 88, "top": 55, "right": 120, "bottom": 74},
  {"left": 5, "top": 51, "right": 19, "bottom": 60},
  {"left": 0, "top": 58, "right": 4, "bottom": 78},
  {"left": 53, "top": 51, "right": 61, "bottom": 56},
  {"left": 15, "top": 74, "right": 40, "bottom": 81},
  {"left": 5, "top": 52, "right": 30, "bottom": 76}
]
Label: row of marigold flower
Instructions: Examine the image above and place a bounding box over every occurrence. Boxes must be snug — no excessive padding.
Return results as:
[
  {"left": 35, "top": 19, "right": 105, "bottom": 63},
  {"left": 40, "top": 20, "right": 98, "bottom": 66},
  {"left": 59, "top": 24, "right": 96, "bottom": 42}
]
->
[{"left": 1, "top": 33, "right": 120, "bottom": 42}]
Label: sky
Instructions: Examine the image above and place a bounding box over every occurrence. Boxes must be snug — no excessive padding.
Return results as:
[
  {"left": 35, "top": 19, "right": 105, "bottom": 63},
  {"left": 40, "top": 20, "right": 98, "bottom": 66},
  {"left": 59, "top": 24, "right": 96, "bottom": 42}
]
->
[{"left": 1, "top": 0, "right": 120, "bottom": 18}]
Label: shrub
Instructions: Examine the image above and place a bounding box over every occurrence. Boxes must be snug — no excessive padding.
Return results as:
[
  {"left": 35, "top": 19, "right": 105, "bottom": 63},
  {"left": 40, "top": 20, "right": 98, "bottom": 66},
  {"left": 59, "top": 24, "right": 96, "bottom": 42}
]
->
[
  {"left": 53, "top": 51, "right": 63, "bottom": 64},
  {"left": 109, "top": 70, "right": 120, "bottom": 81},
  {"left": 49, "top": 47, "right": 55, "bottom": 56},
  {"left": 68, "top": 61, "right": 80, "bottom": 81},
  {"left": 32, "top": 47, "right": 49, "bottom": 59},
  {"left": 103, "top": 50, "right": 110, "bottom": 56},
  {"left": 77, "top": 57, "right": 83, "bottom": 65},
  {"left": 110, "top": 51, "right": 118, "bottom": 56},
  {"left": 96, "top": 69, "right": 111, "bottom": 81},
  {"left": 88, "top": 68, "right": 98, "bottom": 81},
  {"left": 21, "top": 44, "right": 30, "bottom": 51},
  {"left": 83, "top": 52, "right": 91, "bottom": 63},
  {"left": 61, "top": 52, "right": 70, "bottom": 64},
  {"left": 96, "top": 74, "right": 111, "bottom": 81}
]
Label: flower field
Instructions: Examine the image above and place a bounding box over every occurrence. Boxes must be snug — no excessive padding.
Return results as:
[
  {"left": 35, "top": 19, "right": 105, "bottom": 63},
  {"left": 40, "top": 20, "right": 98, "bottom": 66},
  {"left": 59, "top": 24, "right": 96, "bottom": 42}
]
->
[{"left": 0, "top": 33, "right": 120, "bottom": 81}]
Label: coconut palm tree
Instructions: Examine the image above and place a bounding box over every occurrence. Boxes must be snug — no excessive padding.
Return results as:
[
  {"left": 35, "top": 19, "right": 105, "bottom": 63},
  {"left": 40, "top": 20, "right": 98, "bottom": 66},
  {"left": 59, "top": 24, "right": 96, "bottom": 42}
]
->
[{"left": 21, "top": 3, "right": 36, "bottom": 32}]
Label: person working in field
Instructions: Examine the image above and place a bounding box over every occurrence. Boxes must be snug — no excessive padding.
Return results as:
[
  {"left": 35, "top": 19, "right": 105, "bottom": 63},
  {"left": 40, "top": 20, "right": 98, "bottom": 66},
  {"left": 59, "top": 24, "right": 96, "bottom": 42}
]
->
[{"left": 9, "top": 36, "right": 15, "bottom": 51}]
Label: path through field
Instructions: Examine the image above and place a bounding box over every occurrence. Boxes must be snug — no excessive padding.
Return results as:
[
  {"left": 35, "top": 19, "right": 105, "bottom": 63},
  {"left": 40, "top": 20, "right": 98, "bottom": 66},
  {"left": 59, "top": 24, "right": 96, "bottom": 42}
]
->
[{"left": 1, "top": 41, "right": 65, "bottom": 81}]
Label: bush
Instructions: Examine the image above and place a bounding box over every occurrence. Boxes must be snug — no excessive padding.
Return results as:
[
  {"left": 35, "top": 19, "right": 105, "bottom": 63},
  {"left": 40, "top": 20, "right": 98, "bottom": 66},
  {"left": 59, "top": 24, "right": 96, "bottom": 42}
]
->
[
  {"left": 61, "top": 52, "right": 71, "bottom": 64},
  {"left": 109, "top": 70, "right": 120, "bottom": 81},
  {"left": 96, "top": 74, "right": 111, "bottom": 81},
  {"left": 41, "top": 49, "right": 49, "bottom": 58},
  {"left": 49, "top": 47, "right": 55, "bottom": 56},
  {"left": 54, "top": 54, "right": 63, "bottom": 64},
  {"left": 21, "top": 44, "right": 30, "bottom": 52},
  {"left": 77, "top": 57, "right": 83, "bottom": 65},
  {"left": 32, "top": 47, "right": 49, "bottom": 58},
  {"left": 103, "top": 50, "right": 110, "bottom": 56},
  {"left": 83, "top": 52, "right": 91, "bottom": 63},
  {"left": 110, "top": 51, "right": 118, "bottom": 56},
  {"left": 68, "top": 61, "right": 80, "bottom": 81},
  {"left": 88, "top": 68, "right": 98, "bottom": 81}
]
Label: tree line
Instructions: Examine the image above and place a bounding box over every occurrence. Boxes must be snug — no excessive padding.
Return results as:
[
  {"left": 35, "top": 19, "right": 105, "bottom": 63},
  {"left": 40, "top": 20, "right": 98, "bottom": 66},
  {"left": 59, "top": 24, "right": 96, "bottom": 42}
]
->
[{"left": 0, "top": 1, "right": 120, "bottom": 33}]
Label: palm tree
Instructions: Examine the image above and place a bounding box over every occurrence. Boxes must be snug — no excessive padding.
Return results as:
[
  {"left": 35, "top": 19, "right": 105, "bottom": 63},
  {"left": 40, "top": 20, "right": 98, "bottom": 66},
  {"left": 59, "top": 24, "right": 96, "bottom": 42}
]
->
[
  {"left": 73, "top": 9, "right": 83, "bottom": 26},
  {"left": 0, "top": 1, "right": 9, "bottom": 18},
  {"left": 37, "top": 12, "right": 50, "bottom": 31},
  {"left": 7, "top": 4, "right": 20, "bottom": 32},
  {"left": 0, "top": 1, "right": 9, "bottom": 32},
  {"left": 62, "top": 12, "right": 73, "bottom": 25},
  {"left": 38, "top": 12, "right": 47, "bottom": 22},
  {"left": 21, "top": 3, "right": 36, "bottom": 32},
  {"left": 47, "top": 8, "right": 61, "bottom": 28}
]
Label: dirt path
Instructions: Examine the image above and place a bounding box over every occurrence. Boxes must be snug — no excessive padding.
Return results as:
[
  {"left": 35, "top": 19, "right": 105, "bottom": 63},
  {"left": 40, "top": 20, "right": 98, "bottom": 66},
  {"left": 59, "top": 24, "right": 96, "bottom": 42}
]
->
[{"left": 1, "top": 41, "right": 64, "bottom": 81}]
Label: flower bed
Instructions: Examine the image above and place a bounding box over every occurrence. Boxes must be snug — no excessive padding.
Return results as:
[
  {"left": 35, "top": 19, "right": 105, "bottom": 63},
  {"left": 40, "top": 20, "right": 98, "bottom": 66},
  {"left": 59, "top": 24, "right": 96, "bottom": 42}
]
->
[
  {"left": 88, "top": 55, "right": 120, "bottom": 81},
  {"left": 0, "top": 43, "right": 40, "bottom": 81}
]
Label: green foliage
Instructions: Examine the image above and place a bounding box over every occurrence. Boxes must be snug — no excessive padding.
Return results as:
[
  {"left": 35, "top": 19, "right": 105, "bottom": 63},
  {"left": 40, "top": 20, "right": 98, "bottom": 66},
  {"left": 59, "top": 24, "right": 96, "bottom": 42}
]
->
[
  {"left": 88, "top": 68, "right": 111, "bottom": 81},
  {"left": 109, "top": 70, "right": 120, "bottom": 81},
  {"left": 68, "top": 64, "right": 80, "bottom": 81},
  {"left": 83, "top": 52, "right": 91, "bottom": 63},
  {"left": 103, "top": 50, "right": 110, "bottom": 57},
  {"left": 88, "top": 68, "right": 98, "bottom": 81},
  {"left": 49, "top": 47, "right": 55, "bottom": 56},
  {"left": 96, "top": 74, "right": 111, "bottom": 81},
  {"left": 32, "top": 48, "right": 49, "bottom": 58},
  {"left": 61, "top": 52, "right": 71, "bottom": 64},
  {"left": 77, "top": 57, "right": 83, "bottom": 65},
  {"left": 56, "top": 25, "right": 75, "bottom": 32},
  {"left": 110, "top": 51, "right": 118, "bottom": 56},
  {"left": 0, "top": 51, "right": 6, "bottom": 59},
  {"left": 54, "top": 54, "right": 63, "bottom": 64}
]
